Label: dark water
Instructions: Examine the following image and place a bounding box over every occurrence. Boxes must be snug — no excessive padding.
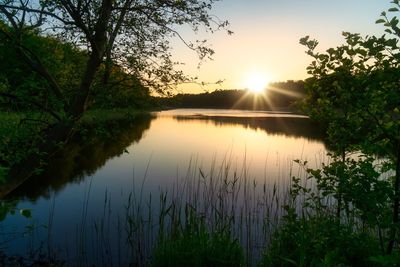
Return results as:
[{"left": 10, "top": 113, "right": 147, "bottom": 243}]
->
[{"left": 0, "top": 109, "right": 327, "bottom": 265}]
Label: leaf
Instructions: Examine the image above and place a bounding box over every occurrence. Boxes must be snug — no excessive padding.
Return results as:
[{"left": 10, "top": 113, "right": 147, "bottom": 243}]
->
[
  {"left": 375, "top": 19, "right": 386, "bottom": 24},
  {"left": 20, "top": 209, "right": 32, "bottom": 218},
  {"left": 388, "top": 7, "right": 399, "bottom": 12}
]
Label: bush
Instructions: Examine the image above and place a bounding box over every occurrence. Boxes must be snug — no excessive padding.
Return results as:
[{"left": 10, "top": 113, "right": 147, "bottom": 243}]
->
[{"left": 259, "top": 209, "right": 381, "bottom": 267}]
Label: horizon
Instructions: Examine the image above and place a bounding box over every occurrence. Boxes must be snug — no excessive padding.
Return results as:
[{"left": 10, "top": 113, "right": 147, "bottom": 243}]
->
[
  {"left": 170, "top": 0, "right": 393, "bottom": 94},
  {"left": 155, "top": 79, "right": 304, "bottom": 96}
]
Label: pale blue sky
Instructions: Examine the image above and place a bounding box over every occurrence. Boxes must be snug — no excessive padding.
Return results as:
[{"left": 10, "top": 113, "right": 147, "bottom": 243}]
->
[{"left": 172, "top": 0, "right": 394, "bottom": 94}]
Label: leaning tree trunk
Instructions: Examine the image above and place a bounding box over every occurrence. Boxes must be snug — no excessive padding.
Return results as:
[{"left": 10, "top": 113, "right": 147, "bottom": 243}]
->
[{"left": 68, "top": 52, "right": 105, "bottom": 119}]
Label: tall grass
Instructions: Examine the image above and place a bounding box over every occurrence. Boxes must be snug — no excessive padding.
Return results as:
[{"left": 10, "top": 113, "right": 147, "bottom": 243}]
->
[{"left": 81, "top": 154, "right": 305, "bottom": 266}]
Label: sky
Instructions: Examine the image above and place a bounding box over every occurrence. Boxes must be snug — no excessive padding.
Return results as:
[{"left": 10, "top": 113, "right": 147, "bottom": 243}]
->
[{"left": 170, "top": 0, "right": 393, "bottom": 94}]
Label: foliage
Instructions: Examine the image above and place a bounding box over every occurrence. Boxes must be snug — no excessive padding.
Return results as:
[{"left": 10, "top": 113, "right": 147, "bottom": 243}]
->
[
  {"left": 299, "top": 0, "right": 400, "bottom": 253},
  {"left": 0, "top": 28, "right": 151, "bottom": 112},
  {"left": 0, "top": 26, "right": 85, "bottom": 113},
  {"left": 299, "top": 30, "right": 400, "bottom": 156},
  {"left": 91, "top": 65, "right": 152, "bottom": 109},
  {"left": 151, "top": 211, "right": 244, "bottom": 267},
  {"left": 0, "top": 112, "right": 47, "bottom": 170},
  {"left": 296, "top": 157, "right": 392, "bottom": 240},
  {"left": 259, "top": 212, "right": 380, "bottom": 267},
  {"left": 260, "top": 156, "right": 393, "bottom": 267}
]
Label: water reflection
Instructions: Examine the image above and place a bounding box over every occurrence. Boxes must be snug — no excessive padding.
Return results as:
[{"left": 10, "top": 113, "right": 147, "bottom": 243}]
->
[
  {"left": 6, "top": 114, "right": 152, "bottom": 200},
  {"left": 173, "top": 115, "right": 325, "bottom": 142},
  {"left": 4, "top": 110, "right": 326, "bottom": 201}
]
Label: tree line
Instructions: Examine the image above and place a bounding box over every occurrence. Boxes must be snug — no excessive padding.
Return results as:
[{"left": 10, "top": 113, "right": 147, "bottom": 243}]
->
[{"left": 156, "top": 80, "right": 305, "bottom": 111}]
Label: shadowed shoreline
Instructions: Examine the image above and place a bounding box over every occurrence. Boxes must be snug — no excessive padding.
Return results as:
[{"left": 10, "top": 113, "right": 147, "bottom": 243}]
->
[{"left": 173, "top": 114, "right": 325, "bottom": 142}]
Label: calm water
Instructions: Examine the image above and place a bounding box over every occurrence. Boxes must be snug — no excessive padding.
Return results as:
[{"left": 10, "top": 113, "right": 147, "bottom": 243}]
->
[{"left": 1, "top": 109, "right": 327, "bottom": 265}]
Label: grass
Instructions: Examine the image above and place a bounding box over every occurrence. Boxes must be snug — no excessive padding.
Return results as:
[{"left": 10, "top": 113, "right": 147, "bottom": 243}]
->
[
  {"left": 85, "top": 154, "right": 294, "bottom": 266},
  {"left": 151, "top": 220, "right": 244, "bottom": 267}
]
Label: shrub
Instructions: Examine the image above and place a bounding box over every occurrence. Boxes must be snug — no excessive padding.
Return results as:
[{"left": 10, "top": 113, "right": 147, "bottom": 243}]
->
[{"left": 259, "top": 209, "right": 381, "bottom": 267}]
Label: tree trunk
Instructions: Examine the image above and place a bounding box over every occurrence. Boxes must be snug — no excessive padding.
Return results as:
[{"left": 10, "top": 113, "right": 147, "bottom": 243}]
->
[
  {"left": 103, "top": 50, "right": 112, "bottom": 86},
  {"left": 68, "top": 53, "right": 104, "bottom": 119}
]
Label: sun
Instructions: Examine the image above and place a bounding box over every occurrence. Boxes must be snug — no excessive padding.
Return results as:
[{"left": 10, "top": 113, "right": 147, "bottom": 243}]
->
[{"left": 245, "top": 73, "right": 269, "bottom": 93}]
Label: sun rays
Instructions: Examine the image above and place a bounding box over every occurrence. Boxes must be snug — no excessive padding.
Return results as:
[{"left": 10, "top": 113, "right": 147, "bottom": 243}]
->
[
  {"left": 244, "top": 72, "right": 269, "bottom": 94},
  {"left": 232, "top": 80, "right": 303, "bottom": 111}
]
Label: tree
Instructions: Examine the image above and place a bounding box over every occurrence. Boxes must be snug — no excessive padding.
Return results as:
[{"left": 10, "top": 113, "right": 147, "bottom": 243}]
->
[
  {"left": 300, "top": 1, "right": 400, "bottom": 253},
  {"left": 0, "top": 28, "right": 87, "bottom": 113},
  {"left": 0, "top": 0, "right": 229, "bottom": 176}
]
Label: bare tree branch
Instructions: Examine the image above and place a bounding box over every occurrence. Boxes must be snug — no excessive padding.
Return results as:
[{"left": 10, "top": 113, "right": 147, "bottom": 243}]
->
[{"left": 0, "top": 3, "right": 75, "bottom": 25}]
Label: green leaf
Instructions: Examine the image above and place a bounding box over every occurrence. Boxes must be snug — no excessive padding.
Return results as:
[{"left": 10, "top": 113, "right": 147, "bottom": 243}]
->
[
  {"left": 375, "top": 19, "right": 386, "bottom": 24},
  {"left": 388, "top": 7, "right": 399, "bottom": 12},
  {"left": 20, "top": 209, "right": 32, "bottom": 218}
]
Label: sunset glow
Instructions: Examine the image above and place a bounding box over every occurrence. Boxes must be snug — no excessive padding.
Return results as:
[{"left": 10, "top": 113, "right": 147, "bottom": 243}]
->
[
  {"left": 245, "top": 73, "right": 269, "bottom": 94},
  {"left": 173, "top": 1, "right": 392, "bottom": 94}
]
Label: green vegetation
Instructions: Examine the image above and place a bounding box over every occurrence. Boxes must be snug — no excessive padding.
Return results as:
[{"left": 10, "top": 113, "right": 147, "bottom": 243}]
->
[
  {"left": 259, "top": 156, "right": 397, "bottom": 266},
  {"left": 152, "top": 219, "right": 244, "bottom": 267},
  {"left": 259, "top": 1, "right": 400, "bottom": 265},
  {"left": 1, "top": 0, "right": 400, "bottom": 266}
]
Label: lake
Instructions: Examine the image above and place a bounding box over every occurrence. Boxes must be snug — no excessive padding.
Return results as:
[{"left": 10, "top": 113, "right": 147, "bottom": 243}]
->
[{"left": 1, "top": 109, "right": 327, "bottom": 266}]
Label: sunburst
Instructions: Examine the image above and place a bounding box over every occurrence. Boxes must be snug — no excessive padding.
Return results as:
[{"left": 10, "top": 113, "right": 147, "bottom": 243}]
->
[{"left": 245, "top": 72, "right": 269, "bottom": 94}]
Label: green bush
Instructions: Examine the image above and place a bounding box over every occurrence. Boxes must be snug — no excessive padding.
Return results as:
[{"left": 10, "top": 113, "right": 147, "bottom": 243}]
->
[{"left": 259, "top": 208, "right": 381, "bottom": 267}]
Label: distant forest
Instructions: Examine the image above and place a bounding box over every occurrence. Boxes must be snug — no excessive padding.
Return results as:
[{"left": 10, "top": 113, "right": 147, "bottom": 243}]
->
[{"left": 155, "top": 80, "right": 305, "bottom": 111}]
